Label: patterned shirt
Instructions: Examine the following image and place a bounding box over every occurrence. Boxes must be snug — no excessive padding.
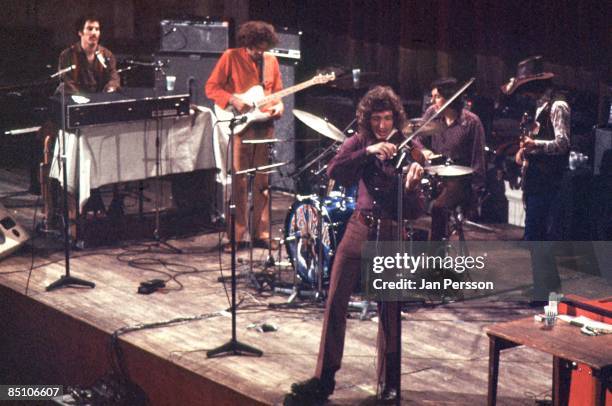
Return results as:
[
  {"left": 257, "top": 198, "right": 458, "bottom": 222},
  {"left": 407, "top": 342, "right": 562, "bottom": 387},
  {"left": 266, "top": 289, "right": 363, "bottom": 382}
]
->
[{"left": 532, "top": 100, "right": 571, "bottom": 155}]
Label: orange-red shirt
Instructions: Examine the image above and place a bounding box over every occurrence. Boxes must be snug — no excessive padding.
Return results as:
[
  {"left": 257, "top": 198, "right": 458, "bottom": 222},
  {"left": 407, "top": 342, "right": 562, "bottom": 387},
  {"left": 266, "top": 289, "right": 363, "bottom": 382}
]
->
[{"left": 205, "top": 48, "right": 283, "bottom": 109}]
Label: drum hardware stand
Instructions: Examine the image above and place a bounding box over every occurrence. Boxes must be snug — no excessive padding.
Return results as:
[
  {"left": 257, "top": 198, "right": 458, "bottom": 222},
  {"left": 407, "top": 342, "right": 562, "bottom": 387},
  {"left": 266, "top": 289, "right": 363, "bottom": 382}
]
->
[
  {"left": 208, "top": 115, "right": 262, "bottom": 358},
  {"left": 46, "top": 66, "right": 95, "bottom": 291},
  {"left": 348, "top": 300, "right": 377, "bottom": 320},
  {"left": 235, "top": 161, "right": 287, "bottom": 292},
  {"left": 263, "top": 140, "right": 280, "bottom": 270},
  {"left": 289, "top": 142, "right": 338, "bottom": 182},
  {"left": 151, "top": 62, "right": 182, "bottom": 254}
]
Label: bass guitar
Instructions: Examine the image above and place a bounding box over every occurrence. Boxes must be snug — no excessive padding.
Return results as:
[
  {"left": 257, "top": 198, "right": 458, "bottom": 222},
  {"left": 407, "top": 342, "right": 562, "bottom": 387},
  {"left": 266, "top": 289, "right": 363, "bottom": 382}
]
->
[{"left": 213, "top": 72, "right": 335, "bottom": 134}]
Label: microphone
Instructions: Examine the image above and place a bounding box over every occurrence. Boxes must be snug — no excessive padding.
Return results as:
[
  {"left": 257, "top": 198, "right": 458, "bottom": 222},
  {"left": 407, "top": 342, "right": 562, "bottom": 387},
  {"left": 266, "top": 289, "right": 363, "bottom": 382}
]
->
[
  {"left": 228, "top": 115, "right": 248, "bottom": 130},
  {"left": 50, "top": 65, "right": 76, "bottom": 78},
  {"left": 95, "top": 51, "right": 107, "bottom": 69}
]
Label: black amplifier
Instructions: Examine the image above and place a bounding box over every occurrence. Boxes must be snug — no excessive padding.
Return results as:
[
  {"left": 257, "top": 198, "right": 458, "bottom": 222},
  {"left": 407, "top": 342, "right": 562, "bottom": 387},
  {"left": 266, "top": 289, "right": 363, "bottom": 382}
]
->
[
  {"left": 51, "top": 88, "right": 190, "bottom": 129},
  {"left": 270, "top": 27, "right": 301, "bottom": 60},
  {"left": 160, "top": 19, "right": 229, "bottom": 54}
]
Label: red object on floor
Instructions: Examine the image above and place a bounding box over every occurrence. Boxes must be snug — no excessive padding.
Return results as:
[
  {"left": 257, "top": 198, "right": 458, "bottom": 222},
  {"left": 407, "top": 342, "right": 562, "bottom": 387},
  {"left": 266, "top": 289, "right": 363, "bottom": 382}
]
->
[{"left": 558, "top": 295, "right": 612, "bottom": 406}]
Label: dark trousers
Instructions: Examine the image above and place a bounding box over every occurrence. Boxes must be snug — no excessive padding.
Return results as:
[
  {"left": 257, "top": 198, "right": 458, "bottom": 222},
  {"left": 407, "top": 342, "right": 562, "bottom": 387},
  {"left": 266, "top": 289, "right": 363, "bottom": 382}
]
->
[
  {"left": 315, "top": 213, "right": 401, "bottom": 390},
  {"left": 524, "top": 191, "right": 561, "bottom": 300},
  {"left": 430, "top": 178, "right": 471, "bottom": 241}
]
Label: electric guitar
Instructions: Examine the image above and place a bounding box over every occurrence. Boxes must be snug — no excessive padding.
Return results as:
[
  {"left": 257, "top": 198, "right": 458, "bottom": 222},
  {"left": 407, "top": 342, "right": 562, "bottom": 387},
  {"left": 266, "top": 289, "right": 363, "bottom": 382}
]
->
[
  {"left": 517, "top": 112, "right": 535, "bottom": 189},
  {"left": 214, "top": 72, "right": 335, "bottom": 134}
]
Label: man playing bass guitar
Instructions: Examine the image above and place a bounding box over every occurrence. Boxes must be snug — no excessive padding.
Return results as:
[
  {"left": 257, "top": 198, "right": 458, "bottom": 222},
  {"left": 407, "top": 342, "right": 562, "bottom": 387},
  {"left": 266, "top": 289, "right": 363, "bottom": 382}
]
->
[{"left": 206, "top": 20, "right": 283, "bottom": 250}]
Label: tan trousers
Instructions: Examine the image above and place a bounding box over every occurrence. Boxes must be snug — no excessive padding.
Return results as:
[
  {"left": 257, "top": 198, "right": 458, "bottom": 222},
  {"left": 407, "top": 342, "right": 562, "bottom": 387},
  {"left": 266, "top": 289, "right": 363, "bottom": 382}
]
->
[{"left": 229, "top": 124, "right": 272, "bottom": 242}]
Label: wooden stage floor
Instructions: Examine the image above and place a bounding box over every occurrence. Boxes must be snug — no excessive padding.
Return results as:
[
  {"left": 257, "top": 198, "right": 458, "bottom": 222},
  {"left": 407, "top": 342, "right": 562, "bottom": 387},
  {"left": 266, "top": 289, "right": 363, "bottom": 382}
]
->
[{"left": 1, "top": 167, "right": 610, "bottom": 405}]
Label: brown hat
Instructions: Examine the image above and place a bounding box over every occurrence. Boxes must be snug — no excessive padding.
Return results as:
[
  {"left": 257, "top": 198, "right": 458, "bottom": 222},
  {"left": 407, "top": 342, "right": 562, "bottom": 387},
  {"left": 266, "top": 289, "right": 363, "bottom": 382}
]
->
[{"left": 500, "top": 55, "right": 555, "bottom": 95}]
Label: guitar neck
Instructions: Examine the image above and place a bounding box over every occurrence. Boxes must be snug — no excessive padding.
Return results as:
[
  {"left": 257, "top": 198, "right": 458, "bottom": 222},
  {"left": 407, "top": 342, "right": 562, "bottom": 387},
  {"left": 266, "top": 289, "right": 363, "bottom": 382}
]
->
[{"left": 255, "top": 79, "right": 316, "bottom": 108}]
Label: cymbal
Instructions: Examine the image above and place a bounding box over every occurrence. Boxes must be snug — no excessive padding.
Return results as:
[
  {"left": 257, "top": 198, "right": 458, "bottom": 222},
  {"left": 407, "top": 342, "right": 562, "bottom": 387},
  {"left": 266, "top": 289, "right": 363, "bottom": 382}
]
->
[
  {"left": 402, "top": 118, "right": 444, "bottom": 137},
  {"left": 329, "top": 72, "right": 381, "bottom": 90},
  {"left": 293, "top": 109, "right": 345, "bottom": 142},
  {"left": 426, "top": 165, "right": 473, "bottom": 177}
]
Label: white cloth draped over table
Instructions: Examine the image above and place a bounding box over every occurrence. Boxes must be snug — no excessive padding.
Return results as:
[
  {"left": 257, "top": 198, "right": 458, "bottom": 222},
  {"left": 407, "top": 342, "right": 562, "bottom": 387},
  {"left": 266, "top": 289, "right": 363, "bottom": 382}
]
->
[{"left": 50, "top": 107, "right": 228, "bottom": 210}]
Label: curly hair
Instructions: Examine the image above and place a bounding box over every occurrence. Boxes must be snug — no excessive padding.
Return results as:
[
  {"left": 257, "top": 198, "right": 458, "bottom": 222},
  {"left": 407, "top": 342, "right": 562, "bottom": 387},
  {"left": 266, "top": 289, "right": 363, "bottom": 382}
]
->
[
  {"left": 356, "top": 86, "right": 406, "bottom": 139},
  {"left": 237, "top": 21, "right": 278, "bottom": 49}
]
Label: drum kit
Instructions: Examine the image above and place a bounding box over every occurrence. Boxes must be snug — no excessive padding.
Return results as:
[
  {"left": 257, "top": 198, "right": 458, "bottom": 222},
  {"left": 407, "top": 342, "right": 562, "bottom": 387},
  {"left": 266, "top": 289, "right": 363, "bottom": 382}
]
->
[{"left": 278, "top": 106, "right": 476, "bottom": 301}]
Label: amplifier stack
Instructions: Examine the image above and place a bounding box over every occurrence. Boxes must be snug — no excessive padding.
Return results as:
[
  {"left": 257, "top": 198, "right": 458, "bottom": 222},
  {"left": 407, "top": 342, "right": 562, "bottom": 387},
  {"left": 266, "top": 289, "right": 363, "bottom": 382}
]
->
[{"left": 155, "top": 19, "right": 229, "bottom": 108}]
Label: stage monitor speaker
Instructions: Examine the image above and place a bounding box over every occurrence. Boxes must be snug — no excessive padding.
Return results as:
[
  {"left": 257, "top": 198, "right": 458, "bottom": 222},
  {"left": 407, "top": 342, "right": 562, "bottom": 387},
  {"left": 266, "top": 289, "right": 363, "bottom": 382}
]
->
[
  {"left": 0, "top": 203, "right": 30, "bottom": 260},
  {"left": 160, "top": 19, "right": 228, "bottom": 54},
  {"left": 594, "top": 128, "right": 612, "bottom": 175},
  {"left": 154, "top": 53, "right": 221, "bottom": 108}
]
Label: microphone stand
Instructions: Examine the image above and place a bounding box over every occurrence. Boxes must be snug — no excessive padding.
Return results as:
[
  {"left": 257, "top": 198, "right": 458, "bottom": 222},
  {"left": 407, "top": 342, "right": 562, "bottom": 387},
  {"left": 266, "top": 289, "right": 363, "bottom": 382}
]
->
[
  {"left": 46, "top": 67, "right": 95, "bottom": 291},
  {"left": 392, "top": 160, "right": 407, "bottom": 405},
  {"left": 208, "top": 115, "right": 262, "bottom": 358},
  {"left": 152, "top": 62, "right": 181, "bottom": 253}
]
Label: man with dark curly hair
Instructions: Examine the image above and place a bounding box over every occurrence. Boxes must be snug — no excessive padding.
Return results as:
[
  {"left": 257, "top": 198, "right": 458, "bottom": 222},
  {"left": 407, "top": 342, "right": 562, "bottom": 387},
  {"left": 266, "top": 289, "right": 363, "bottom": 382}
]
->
[
  {"left": 285, "top": 86, "right": 424, "bottom": 405},
  {"left": 206, "top": 21, "right": 283, "bottom": 249}
]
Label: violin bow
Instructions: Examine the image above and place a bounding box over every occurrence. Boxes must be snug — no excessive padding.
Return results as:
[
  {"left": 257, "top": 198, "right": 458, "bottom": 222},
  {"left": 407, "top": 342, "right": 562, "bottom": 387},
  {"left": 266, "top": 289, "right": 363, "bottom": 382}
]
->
[{"left": 396, "top": 77, "right": 476, "bottom": 152}]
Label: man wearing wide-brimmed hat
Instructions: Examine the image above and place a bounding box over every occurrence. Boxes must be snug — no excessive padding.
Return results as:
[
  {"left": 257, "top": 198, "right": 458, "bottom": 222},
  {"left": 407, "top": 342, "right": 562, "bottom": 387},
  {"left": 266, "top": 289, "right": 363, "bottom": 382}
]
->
[{"left": 502, "top": 55, "right": 570, "bottom": 305}]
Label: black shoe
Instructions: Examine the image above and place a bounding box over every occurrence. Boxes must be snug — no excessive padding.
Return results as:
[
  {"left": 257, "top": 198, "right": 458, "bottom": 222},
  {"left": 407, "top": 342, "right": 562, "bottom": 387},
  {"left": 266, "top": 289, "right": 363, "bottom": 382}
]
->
[
  {"left": 253, "top": 238, "right": 279, "bottom": 250},
  {"left": 284, "top": 377, "right": 334, "bottom": 406},
  {"left": 222, "top": 241, "right": 249, "bottom": 253},
  {"left": 378, "top": 386, "right": 398, "bottom": 404}
]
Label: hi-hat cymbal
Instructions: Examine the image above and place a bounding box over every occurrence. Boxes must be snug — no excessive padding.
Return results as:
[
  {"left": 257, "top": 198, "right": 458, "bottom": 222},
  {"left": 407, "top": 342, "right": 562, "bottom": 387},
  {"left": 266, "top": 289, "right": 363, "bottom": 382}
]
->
[
  {"left": 426, "top": 165, "right": 473, "bottom": 177},
  {"left": 293, "top": 109, "right": 345, "bottom": 142}
]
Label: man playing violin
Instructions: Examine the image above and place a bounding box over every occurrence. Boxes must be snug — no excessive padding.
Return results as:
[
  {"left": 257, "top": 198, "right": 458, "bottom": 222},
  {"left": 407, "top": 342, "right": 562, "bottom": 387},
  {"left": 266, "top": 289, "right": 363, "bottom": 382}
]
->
[
  {"left": 206, "top": 20, "right": 283, "bottom": 250},
  {"left": 413, "top": 77, "right": 486, "bottom": 241},
  {"left": 285, "top": 86, "right": 424, "bottom": 405}
]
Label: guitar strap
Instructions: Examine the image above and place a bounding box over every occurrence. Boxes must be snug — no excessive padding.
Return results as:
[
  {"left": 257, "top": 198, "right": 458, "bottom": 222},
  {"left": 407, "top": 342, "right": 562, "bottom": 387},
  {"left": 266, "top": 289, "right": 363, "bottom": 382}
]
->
[{"left": 258, "top": 56, "right": 264, "bottom": 85}]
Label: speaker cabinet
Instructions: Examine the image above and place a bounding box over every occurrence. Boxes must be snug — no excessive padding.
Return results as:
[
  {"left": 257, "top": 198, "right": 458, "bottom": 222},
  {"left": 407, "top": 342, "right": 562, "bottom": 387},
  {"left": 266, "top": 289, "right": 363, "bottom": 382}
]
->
[
  {"left": 160, "top": 20, "right": 228, "bottom": 54},
  {"left": 271, "top": 61, "right": 298, "bottom": 191},
  {"left": 594, "top": 128, "right": 612, "bottom": 175},
  {"left": 0, "top": 203, "right": 30, "bottom": 260},
  {"left": 154, "top": 53, "right": 221, "bottom": 108},
  {"left": 270, "top": 27, "right": 301, "bottom": 60}
]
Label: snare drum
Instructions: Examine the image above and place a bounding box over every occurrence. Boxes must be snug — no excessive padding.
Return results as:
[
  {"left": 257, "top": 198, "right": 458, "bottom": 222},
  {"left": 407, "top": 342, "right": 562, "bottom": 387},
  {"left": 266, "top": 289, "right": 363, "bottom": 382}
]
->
[{"left": 284, "top": 194, "right": 355, "bottom": 287}]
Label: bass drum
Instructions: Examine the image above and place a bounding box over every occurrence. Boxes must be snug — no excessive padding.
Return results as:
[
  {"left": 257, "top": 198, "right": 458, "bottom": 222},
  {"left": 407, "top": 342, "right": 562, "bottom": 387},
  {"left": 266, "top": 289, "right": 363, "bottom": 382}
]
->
[{"left": 284, "top": 195, "right": 355, "bottom": 288}]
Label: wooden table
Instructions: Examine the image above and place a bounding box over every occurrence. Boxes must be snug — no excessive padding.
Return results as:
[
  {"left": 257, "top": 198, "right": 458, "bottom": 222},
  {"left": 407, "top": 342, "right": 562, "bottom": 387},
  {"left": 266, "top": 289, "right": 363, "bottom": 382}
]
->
[{"left": 485, "top": 317, "right": 612, "bottom": 405}]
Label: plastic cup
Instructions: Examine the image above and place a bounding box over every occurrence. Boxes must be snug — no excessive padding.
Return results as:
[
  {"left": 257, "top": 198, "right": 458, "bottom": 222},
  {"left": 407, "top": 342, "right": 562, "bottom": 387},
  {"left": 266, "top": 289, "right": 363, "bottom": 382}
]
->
[{"left": 166, "top": 75, "right": 176, "bottom": 91}]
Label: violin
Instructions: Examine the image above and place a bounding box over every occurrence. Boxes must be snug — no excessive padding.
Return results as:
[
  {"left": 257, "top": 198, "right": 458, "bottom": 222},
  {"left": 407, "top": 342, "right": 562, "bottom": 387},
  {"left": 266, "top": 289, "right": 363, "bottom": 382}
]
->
[
  {"left": 362, "top": 126, "right": 426, "bottom": 207},
  {"left": 385, "top": 127, "right": 427, "bottom": 167}
]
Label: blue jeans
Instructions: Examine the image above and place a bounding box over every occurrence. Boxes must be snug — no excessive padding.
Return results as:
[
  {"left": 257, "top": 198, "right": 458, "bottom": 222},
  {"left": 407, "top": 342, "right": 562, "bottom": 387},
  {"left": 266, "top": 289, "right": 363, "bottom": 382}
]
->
[{"left": 524, "top": 192, "right": 561, "bottom": 300}]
